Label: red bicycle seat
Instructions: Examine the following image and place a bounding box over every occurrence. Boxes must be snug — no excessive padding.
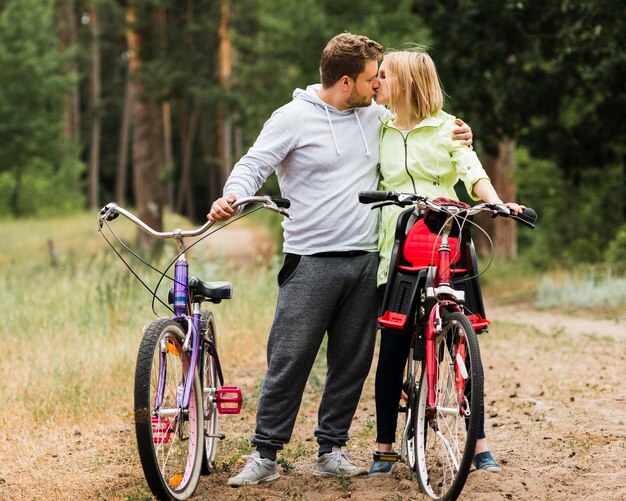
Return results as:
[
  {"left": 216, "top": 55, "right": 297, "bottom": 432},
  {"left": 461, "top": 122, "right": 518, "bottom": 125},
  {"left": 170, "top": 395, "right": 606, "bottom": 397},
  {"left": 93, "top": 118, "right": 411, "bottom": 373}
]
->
[{"left": 402, "top": 218, "right": 462, "bottom": 269}]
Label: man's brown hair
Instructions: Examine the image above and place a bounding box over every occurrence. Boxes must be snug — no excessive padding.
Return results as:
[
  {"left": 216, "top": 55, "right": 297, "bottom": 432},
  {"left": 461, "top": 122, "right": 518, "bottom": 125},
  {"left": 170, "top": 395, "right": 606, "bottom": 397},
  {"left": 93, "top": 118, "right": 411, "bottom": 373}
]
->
[{"left": 320, "top": 33, "right": 384, "bottom": 88}]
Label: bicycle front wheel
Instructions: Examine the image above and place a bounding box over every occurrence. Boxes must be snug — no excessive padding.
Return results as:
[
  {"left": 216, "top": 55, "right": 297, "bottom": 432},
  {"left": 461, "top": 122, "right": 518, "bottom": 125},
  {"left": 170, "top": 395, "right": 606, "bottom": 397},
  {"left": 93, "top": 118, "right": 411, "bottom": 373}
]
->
[
  {"left": 135, "top": 319, "right": 204, "bottom": 500},
  {"left": 401, "top": 348, "right": 420, "bottom": 471},
  {"left": 200, "top": 311, "right": 220, "bottom": 475},
  {"left": 414, "top": 311, "right": 484, "bottom": 500}
]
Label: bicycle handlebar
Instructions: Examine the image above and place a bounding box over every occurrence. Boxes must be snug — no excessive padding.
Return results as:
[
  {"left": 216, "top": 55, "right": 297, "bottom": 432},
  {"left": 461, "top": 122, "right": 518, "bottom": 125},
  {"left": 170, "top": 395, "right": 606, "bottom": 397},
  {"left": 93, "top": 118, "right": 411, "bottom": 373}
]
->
[
  {"left": 98, "top": 195, "right": 291, "bottom": 239},
  {"left": 358, "top": 190, "right": 537, "bottom": 229}
]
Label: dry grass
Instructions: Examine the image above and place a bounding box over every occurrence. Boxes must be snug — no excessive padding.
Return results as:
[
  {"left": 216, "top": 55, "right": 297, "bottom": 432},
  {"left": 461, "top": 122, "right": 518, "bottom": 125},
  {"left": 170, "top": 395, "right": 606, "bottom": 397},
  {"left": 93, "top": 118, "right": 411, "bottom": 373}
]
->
[
  {"left": 4, "top": 212, "right": 624, "bottom": 500},
  {"left": 0, "top": 210, "right": 278, "bottom": 433}
]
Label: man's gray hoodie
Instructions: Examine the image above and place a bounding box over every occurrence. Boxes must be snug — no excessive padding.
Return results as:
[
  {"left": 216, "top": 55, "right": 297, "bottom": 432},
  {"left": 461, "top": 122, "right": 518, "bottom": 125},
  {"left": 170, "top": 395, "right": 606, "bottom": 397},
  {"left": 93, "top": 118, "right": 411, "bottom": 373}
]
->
[{"left": 223, "top": 84, "right": 389, "bottom": 255}]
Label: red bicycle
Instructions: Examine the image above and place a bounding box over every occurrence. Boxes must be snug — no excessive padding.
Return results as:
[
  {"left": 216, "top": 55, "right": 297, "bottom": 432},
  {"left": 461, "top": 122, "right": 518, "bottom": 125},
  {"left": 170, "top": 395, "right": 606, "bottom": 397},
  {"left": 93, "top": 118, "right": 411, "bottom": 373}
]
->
[{"left": 359, "top": 191, "right": 536, "bottom": 500}]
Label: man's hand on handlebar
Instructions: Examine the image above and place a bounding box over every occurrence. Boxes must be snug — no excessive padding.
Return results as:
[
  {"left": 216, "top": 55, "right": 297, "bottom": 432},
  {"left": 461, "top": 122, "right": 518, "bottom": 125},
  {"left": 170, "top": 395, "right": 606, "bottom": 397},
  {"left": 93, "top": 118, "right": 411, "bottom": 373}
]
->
[{"left": 208, "top": 194, "right": 237, "bottom": 222}]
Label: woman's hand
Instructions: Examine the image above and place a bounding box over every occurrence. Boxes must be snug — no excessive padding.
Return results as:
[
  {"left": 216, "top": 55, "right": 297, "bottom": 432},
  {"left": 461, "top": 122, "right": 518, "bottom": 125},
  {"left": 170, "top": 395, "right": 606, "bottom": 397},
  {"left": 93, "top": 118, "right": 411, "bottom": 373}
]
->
[{"left": 504, "top": 202, "right": 525, "bottom": 216}]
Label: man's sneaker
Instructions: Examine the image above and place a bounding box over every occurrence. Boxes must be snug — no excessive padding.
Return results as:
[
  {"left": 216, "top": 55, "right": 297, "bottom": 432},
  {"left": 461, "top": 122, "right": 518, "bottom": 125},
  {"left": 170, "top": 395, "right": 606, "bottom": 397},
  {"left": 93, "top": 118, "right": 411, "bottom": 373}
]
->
[
  {"left": 314, "top": 446, "right": 367, "bottom": 477},
  {"left": 227, "top": 451, "right": 280, "bottom": 486},
  {"left": 473, "top": 451, "right": 501, "bottom": 472},
  {"left": 368, "top": 451, "right": 400, "bottom": 475}
]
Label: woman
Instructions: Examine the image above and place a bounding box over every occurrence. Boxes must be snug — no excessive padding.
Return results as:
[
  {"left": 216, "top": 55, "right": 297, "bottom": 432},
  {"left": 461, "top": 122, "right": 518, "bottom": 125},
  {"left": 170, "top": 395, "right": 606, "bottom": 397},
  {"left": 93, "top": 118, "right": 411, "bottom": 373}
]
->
[{"left": 369, "top": 48, "right": 522, "bottom": 475}]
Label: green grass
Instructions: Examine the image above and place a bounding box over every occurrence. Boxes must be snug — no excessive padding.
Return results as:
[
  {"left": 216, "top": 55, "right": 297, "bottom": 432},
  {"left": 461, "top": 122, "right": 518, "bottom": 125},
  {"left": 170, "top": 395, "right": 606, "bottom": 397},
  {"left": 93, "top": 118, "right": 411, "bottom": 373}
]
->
[
  {"left": 2, "top": 209, "right": 622, "bottom": 451},
  {"left": 536, "top": 267, "right": 626, "bottom": 310}
]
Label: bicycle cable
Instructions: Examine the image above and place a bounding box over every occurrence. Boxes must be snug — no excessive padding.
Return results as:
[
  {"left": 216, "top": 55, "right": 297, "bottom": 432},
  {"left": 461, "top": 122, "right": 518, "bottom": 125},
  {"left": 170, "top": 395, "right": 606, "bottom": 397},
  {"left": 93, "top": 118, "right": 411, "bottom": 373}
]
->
[
  {"left": 98, "top": 206, "right": 264, "bottom": 318},
  {"left": 149, "top": 206, "right": 264, "bottom": 317},
  {"left": 426, "top": 208, "right": 496, "bottom": 286}
]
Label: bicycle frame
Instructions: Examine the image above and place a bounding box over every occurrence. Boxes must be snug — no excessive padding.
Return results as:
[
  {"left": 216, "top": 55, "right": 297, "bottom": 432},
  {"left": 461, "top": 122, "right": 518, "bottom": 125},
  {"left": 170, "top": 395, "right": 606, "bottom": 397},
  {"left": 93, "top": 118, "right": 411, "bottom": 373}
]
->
[
  {"left": 423, "top": 215, "right": 466, "bottom": 417},
  {"left": 98, "top": 196, "right": 290, "bottom": 415}
]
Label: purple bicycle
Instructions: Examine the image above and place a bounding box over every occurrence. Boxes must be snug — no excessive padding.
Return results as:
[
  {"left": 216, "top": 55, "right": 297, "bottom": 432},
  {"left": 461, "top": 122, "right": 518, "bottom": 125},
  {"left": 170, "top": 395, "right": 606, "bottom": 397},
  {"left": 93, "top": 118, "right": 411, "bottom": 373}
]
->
[{"left": 97, "top": 196, "right": 290, "bottom": 500}]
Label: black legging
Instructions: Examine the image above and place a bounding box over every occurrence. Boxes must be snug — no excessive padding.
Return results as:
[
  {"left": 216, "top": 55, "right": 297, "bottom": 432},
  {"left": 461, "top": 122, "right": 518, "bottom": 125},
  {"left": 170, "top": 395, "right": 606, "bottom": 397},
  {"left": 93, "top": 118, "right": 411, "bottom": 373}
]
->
[{"left": 374, "top": 288, "right": 486, "bottom": 445}]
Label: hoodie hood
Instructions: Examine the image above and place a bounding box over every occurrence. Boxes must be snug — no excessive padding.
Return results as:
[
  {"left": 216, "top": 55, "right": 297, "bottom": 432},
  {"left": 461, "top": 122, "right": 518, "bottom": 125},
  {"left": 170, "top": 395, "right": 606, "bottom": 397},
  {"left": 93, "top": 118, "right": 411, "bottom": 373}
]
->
[{"left": 292, "top": 84, "right": 370, "bottom": 156}]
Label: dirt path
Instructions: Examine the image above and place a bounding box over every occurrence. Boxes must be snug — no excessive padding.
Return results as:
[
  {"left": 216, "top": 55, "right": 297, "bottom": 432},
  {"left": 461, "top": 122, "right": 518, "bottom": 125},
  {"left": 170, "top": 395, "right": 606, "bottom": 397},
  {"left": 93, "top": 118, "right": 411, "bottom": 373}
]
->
[{"left": 2, "top": 300, "right": 624, "bottom": 500}]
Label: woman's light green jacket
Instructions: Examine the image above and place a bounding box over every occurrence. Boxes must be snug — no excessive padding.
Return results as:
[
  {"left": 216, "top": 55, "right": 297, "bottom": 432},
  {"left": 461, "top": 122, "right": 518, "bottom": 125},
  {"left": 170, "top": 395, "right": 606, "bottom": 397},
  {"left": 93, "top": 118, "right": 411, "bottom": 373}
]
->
[{"left": 377, "top": 110, "right": 489, "bottom": 286}]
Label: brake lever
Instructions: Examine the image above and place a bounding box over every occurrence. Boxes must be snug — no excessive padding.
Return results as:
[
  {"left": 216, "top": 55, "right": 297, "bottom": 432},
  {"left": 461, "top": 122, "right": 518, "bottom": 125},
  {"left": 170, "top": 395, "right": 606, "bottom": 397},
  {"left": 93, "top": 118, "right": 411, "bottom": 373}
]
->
[
  {"left": 510, "top": 214, "right": 536, "bottom": 229},
  {"left": 488, "top": 204, "right": 511, "bottom": 218},
  {"left": 263, "top": 201, "right": 292, "bottom": 220},
  {"left": 370, "top": 201, "right": 396, "bottom": 210},
  {"left": 370, "top": 199, "right": 417, "bottom": 210}
]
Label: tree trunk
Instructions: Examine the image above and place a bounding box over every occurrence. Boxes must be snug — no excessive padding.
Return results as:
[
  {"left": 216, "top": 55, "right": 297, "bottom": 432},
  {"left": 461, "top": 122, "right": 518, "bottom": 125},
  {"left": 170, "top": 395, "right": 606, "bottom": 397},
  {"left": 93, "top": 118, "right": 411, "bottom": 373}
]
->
[
  {"left": 126, "top": 3, "right": 163, "bottom": 250},
  {"left": 216, "top": 0, "right": 233, "bottom": 187},
  {"left": 476, "top": 138, "right": 518, "bottom": 259},
  {"left": 58, "top": 1, "right": 80, "bottom": 148},
  {"left": 115, "top": 73, "right": 132, "bottom": 204},
  {"left": 88, "top": 5, "right": 101, "bottom": 210},
  {"left": 176, "top": 101, "right": 201, "bottom": 218},
  {"left": 157, "top": 6, "right": 175, "bottom": 212}
]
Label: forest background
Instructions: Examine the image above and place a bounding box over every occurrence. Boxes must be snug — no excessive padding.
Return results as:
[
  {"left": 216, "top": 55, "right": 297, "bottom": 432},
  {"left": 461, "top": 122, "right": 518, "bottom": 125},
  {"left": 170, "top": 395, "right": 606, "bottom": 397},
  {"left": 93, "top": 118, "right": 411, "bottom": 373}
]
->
[
  {"left": 1, "top": 1, "right": 625, "bottom": 499},
  {"left": 0, "top": 0, "right": 624, "bottom": 267}
]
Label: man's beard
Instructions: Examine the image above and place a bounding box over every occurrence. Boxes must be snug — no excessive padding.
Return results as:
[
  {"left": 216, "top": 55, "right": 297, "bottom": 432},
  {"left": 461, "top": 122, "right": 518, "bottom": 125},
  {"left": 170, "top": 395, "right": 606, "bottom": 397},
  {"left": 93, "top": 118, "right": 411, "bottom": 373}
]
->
[{"left": 347, "top": 86, "right": 372, "bottom": 108}]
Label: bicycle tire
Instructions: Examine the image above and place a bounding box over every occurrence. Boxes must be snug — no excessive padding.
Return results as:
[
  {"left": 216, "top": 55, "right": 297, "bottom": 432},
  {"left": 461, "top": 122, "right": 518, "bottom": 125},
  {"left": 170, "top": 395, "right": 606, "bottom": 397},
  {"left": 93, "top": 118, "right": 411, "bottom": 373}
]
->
[
  {"left": 135, "top": 319, "right": 204, "bottom": 500},
  {"left": 401, "top": 350, "right": 420, "bottom": 471},
  {"left": 200, "top": 311, "right": 220, "bottom": 475},
  {"left": 414, "top": 311, "right": 484, "bottom": 500}
]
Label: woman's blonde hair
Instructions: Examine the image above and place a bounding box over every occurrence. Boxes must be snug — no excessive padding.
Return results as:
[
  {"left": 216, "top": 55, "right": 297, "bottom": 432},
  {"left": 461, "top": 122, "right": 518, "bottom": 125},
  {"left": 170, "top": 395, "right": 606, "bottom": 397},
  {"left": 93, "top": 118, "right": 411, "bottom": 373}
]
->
[{"left": 384, "top": 48, "right": 443, "bottom": 120}]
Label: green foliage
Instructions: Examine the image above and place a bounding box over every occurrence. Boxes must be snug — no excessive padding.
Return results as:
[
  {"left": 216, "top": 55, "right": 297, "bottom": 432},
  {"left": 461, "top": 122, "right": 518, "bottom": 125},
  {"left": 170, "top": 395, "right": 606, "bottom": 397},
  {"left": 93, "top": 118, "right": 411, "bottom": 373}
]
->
[
  {"left": 417, "top": 1, "right": 624, "bottom": 265},
  {"left": 516, "top": 148, "right": 622, "bottom": 265},
  {"left": 231, "top": 0, "right": 429, "bottom": 144},
  {"left": 607, "top": 224, "right": 626, "bottom": 267},
  {"left": 0, "top": 0, "right": 622, "bottom": 267},
  {"left": 0, "top": 0, "right": 84, "bottom": 216}
]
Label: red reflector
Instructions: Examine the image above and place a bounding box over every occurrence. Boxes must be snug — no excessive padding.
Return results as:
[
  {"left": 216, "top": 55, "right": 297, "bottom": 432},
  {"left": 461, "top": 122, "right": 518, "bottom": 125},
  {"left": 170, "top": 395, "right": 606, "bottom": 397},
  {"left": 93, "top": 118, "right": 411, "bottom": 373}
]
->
[{"left": 151, "top": 416, "right": 172, "bottom": 444}]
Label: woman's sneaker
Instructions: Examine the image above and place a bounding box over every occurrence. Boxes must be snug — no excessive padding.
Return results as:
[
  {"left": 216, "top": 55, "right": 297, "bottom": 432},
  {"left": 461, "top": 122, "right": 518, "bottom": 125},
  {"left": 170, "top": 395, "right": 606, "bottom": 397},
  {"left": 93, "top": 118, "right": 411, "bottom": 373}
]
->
[
  {"left": 314, "top": 447, "right": 367, "bottom": 477},
  {"left": 473, "top": 451, "right": 501, "bottom": 472},
  {"left": 368, "top": 451, "right": 400, "bottom": 475},
  {"left": 227, "top": 452, "right": 280, "bottom": 486}
]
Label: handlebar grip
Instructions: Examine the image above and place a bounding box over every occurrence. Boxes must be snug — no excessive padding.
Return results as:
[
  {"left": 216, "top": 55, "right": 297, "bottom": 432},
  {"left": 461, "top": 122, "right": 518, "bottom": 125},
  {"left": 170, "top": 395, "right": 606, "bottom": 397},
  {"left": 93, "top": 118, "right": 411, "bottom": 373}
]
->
[
  {"left": 271, "top": 196, "right": 291, "bottom": 209},
  {"left": 358, "top": 191, "right": 394, "bottom": 204},
  {"left": 519, "top": 207, "right": 537, "bottom": 223},
  {"left": 510, "top": 207, "right": 537, "bottom": 228},
  {"left": 99, "top": 204, "right": 119, "bottom": 221}
]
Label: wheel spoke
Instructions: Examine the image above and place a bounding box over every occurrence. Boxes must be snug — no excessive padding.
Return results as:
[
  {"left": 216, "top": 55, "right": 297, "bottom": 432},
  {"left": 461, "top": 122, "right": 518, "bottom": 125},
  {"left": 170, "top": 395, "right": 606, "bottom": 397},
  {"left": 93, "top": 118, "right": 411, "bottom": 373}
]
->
[
  {"left": 415, "top": 312, "right": 483, "bottom": 500},
  {"left": 135, "top": 320, "right": 204, "bottom": 499}
]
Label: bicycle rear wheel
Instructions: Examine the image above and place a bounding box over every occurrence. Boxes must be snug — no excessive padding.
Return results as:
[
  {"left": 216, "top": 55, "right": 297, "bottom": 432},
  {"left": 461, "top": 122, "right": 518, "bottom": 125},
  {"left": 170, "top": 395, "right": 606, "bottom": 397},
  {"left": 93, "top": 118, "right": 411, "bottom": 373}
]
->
[
  {"left": 135, "top": 319, "right": 204, "bottom": 500},
  {"left": 414, "top": 311, "right": 483, "bottom": 500},
  {"left": 200, "top": 311, "right": 220, "bottom": 474}
]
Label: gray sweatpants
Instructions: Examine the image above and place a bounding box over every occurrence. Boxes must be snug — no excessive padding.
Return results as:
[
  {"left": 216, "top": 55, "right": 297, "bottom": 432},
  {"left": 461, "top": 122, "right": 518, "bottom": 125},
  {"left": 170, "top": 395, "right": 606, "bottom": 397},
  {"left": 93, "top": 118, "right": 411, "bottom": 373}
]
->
[{"left": 252, "top": 252, "right": 378, "bottom": 453}]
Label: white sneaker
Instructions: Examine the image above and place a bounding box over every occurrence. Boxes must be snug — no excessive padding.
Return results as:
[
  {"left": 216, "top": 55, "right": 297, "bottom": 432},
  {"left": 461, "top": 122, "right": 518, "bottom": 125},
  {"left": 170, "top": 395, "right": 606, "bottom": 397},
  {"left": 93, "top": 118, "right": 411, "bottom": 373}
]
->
[
  {"left": 227, "top": 451, "right": 280, "bottom": 486},
  {"left": 314, "top": 446, "right": 367, "bottom": 477}
]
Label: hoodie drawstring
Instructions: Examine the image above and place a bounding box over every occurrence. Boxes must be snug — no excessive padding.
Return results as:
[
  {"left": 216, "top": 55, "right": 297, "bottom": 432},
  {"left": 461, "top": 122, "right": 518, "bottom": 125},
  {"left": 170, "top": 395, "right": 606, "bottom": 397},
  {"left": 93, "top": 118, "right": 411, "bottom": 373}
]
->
[
  {"left": 353, "top": 111, "right": 371, "bottom": 157},
  {"left": 323, "top": 105, "right": 342, "bottom": 155}
]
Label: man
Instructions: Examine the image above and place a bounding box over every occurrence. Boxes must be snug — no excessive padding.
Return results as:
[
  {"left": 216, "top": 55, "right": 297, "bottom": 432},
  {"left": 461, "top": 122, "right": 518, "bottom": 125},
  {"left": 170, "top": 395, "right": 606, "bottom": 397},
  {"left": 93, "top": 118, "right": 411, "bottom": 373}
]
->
[{"left": 208, "top": 33, "right": 471, "bottom": 486}]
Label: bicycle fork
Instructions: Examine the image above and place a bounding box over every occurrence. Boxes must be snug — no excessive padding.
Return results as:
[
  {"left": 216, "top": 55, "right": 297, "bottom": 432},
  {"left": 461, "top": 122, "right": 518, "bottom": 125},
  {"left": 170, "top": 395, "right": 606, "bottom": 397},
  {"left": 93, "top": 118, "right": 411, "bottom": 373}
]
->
[{"left": 424, "top": 300, "right": 468, "bottom": 419}]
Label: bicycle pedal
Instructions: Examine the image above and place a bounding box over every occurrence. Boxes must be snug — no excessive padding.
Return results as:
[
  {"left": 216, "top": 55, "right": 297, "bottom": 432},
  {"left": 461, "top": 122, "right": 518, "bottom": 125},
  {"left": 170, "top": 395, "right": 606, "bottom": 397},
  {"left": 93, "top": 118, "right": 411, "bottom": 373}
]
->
[
  {"left": 216, "top": 386, "right": 243, "bottom": 414},
  {"left": 151, "top": 416, "right": 172, "bottom": 444}
]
